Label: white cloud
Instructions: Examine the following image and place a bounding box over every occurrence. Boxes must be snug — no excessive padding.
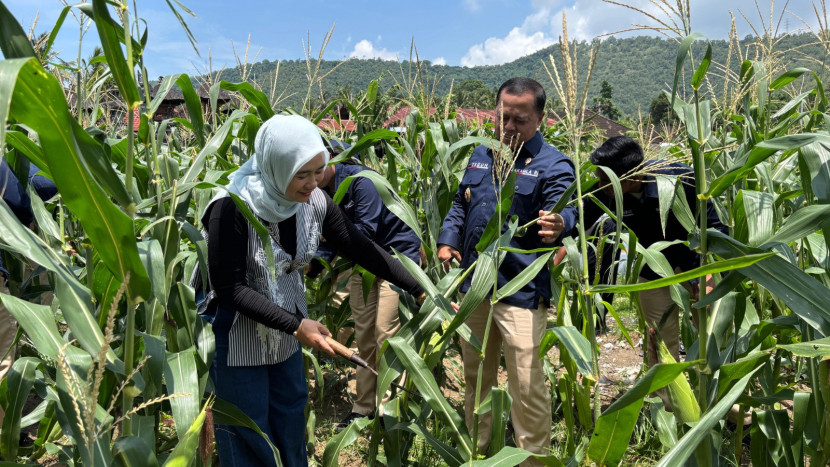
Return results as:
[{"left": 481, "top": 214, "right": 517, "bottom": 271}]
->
[
  {"left": 463, "top": 0, "right": 481, "bottom": 12},
  {"left": 349, "top": 39, "right": 398, "bottom": 60},
  {"left": 433, "top": 56, "right": 447, "bottom": 66},
  {"left": 461, "top": 27, "right": 554, "bottom": 66},
  {"left": 460, "top": 0, "right": 820, "bottom": 68}
]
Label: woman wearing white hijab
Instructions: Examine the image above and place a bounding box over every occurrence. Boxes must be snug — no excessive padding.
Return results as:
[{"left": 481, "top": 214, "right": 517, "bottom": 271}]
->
[{"left": 203, "top": 115, "right": 424, "bottom": 466}]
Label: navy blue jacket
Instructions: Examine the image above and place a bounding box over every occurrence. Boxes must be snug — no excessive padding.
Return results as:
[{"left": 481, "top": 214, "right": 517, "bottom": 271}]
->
[
  {"left": 318, "top": 163, "right": 421, "bottom": 265},
  {"left": 582, "top": 161, "right": 726, "bottom": 281},
  {"left": 438, "top": 131, "right": 577, "bottom": 309}
]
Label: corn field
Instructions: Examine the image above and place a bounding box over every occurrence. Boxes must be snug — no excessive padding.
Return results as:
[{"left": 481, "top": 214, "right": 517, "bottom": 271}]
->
[{"left": 1, "top": 0, "right": 830, "bottom": 465}]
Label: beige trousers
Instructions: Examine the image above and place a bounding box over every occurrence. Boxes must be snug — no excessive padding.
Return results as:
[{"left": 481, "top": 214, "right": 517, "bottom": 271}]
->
[
  {"left": 637, "top": 276, "right": 693, "bottom": 364},
  {"left": 349, "top": 275, "right": 402, "bottom": 415},
  {"left": 0, "top": 280, "right": 17, "bottom": 426},
  {"left": 460, "top": 298, "right": 551, "bottom": 466}
]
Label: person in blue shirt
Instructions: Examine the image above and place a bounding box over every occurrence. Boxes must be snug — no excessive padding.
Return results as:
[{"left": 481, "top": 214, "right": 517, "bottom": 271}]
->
[
  {"left": 584, "top": 136, "right": 724, "bottom": 366},
  {"left": 438, "top": 77, "right": 576, "bottom": 463},
  {"left": 316, "top": 154, "right": 422, "bottom": 429},
  {"left": 0, "top": 160, "right": 57, "bottom": 428}
]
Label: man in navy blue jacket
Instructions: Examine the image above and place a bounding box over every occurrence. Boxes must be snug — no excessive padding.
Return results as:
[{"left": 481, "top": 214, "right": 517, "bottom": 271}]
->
[
  {"left": 585, "top": 136, "right": 724, "bottom": 365},
  {"left": 438, "top": 77, "right": 576, "bottom": 463},
  {"left": 318, "top": 157, "right": 422, "bottom": 429}
]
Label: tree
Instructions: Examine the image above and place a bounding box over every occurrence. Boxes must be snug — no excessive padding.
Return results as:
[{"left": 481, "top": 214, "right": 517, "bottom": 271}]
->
[
  {"left": 450, "top": 80, "right": 495, "bottom": 110},
  {"left": 592, "top": 80, "right": 621, "bottom": 121},
  {"left": 649, "top": 91, "right": 677, "bottom": 127}
]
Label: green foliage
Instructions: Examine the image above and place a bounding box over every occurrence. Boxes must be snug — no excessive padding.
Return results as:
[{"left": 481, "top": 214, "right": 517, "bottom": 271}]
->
[
  {"left": 214, "top": 33, "right": 828, "bottom": 117},
  {"left": 591, "top": 80, "right": 621, "bottom": 121}
]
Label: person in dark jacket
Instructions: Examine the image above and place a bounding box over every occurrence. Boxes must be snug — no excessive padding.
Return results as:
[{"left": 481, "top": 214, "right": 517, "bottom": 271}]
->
[
  {"left": 316, "top": 156, "right": 422, "bottom": 429},
  {"left": 583, "top": 136, "right": 725, "bottom": 364},
  {"left": 438, "top": 77, "right": 576, "bottom": 464}
]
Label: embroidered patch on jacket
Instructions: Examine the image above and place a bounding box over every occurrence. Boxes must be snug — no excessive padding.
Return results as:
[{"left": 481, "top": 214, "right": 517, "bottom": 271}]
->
[
  {"left": 469, "top": 162, "right": 490, "bottom": 170},
  {"left": 514, "top": 169, "right": 540, "bottom": 177}
]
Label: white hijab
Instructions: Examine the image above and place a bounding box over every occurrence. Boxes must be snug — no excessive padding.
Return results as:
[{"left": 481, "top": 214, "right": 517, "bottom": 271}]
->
[{"left": 226, "top": 114, "right": 328, "bottom": 223}]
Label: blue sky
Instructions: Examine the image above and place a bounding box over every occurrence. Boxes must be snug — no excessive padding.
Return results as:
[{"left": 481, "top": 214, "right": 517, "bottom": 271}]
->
[{"left": 4, "top": 0, "right": 823, "bottom": 77}]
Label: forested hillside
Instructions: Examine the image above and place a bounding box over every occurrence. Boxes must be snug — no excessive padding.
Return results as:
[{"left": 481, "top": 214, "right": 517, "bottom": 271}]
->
[{"left": 210, "top": 32, "right": 827, "bottom": 116}]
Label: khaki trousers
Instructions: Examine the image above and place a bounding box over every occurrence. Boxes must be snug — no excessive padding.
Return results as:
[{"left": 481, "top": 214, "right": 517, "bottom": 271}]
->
[
  {"left": 0, "top": 280, "right": 17, "bottom": 426},
  {"left": 637, "top": 276, "right": 693, "bottom": 364},
  {"left": 460, "top": 298, "right": 551, "bottom": 466},
  {"left": 349, "top": 275, "right": 402, "bottom": 415}
]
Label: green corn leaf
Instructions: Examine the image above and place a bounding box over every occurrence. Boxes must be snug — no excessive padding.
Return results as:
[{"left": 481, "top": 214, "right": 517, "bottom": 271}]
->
[
  {"left": 671, "top": 33, "right": 705, "bottom": 106},
  {"left": 180, "top": 109, "right": 248, "bottom": 183},
  {"left": 329, "top": 128, "right": 400, "bottom": 165},
  {"left": 71, "top": 120, "right": 132, "bottom": 208},
  {"left": 27, "top": 184, "right": 60, "bottom": 245},
  {"left": 544, "top": 326, "right": 595, "bottom": 382},
  {"left": 90, "top": 0, "right": 140, "bottom": 108},
  {"left": 162, "top": 405, "right": 206, "bottom": 467},
  {"left": 705, "top": 231, "right": 830, "bottom": 336},
  {"left": 470, "top": 446, "right": 564, "bottom": 466},
  {"left": 322, "top": 416, "right": 373, "bottom": 467},
  {"left": 764, "top": 204, "right": 830, "bottom": 246},
  {"left": 0, "top": 199, "right": 124, "bottom": 368},
  {"left": 0, "top": 295, "right": 64, "bottom": 361},
  {"left": 798, "top": 140, "right": 830, "bottom": 204},
  {"left": 655, "top": 174, "right": 677, "bottom": 237},
  {"left": 655, "top": 340, "right": 700, "bottom": 424},
  {"left": 486, "top": 388, "right": 512, "bottom": 457},
  {"left": 0, "top": 57, "right": 150, "bottom": 301},
  {"left": 476, "top": 172, "right": 516, "bottom": 252},
  {"left": 333, "top": 170, "right": 423, "bottom": 243},
  {"left": 769, "top": 68, "right": 810, "bottom": 91},
  {"left": 716, "top": 351, "right": 769, "bottom": 399},
  {"left": 163, "top": 348, "right": 200, "bottom": 440},
  {"left": 591, "top": 252, "right": 774, "bottom": 294},
  {"left": 19, "top": 399, "right": 47, "bottom": 429},
  {"left": 0, "top": 357, "right": 39, "bottom": 461},
  {"left": 211, "top": 397, "right": 281, "bottom": 464},
  {"left": 113, "top": 436, "right": 159, "bottom": 467},
  {"left": 740, "top": 190, "right": 775, "bottom": 246},
  {"left": 587, "top": 362, "right": 696, "bottom": 466},
  {"left": 0, "top": 1, "right": 37, "bottom": 60},
  {"left": 175, "top": 74, "right": 206, "bottom": 148},
  {"left": 219, "top": 81, "right": 274, "bottom": 121},
  {"left": 398, "top": 421, "right": 465, "bottom": 466},
  {"left": 388, "top": 336, "right": 473, "bottom": 459},
  {"left": 438, "top": 220, "right": 516, "bottom": 352},
  {"left": 707, "top": 134, "right": 830, "bottom": 198},
  {"left": 655, "top": 370, "right": 761, "bottom": 467},
  {"left": 4, "top": 130, "right": 49, "bottom": 173},
  {"left": 691, "top": 42, "right": 712, "bottom": 91},
  {"left": 778, "top": 336, "right": 830, "bottom": 358},
  {"left": 494, "top": 250, "right": 554, "bottom": 301}
]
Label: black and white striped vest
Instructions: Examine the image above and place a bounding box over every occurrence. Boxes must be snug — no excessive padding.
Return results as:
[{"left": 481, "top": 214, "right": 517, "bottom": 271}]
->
[{"left": 209, "top": 189, "right": 327, "bottom": 366}]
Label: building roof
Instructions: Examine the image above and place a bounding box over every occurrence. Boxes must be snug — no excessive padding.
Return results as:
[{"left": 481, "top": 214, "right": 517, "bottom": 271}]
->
[
  {"left": 123, "top": 107, "right": 141, "bottom": 132},
  {"left": 549, "top": 109, "right": 633, "bottom": 139},
  {"left": 318, "top": 118, "right": 356, "bottom": 131}
]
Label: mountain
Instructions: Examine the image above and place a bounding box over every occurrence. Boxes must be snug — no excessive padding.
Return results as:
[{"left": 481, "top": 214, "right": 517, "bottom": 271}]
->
[{"left": 207, "top": 33, "right": 828, "bottom": 116}]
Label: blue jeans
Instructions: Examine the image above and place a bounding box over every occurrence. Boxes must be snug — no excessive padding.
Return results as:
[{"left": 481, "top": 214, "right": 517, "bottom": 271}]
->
[{"left": 210, "top": 305, "right": 309, "bottom": 467}]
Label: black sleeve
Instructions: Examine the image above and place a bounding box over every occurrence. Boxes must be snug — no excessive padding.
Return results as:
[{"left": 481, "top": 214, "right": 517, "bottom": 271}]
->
[
  {"left": 321, "top": 194, "right": 424, "bottom": 297},
  {"left": 207, "top": 197, "right": 302, "bottom": 334}
]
